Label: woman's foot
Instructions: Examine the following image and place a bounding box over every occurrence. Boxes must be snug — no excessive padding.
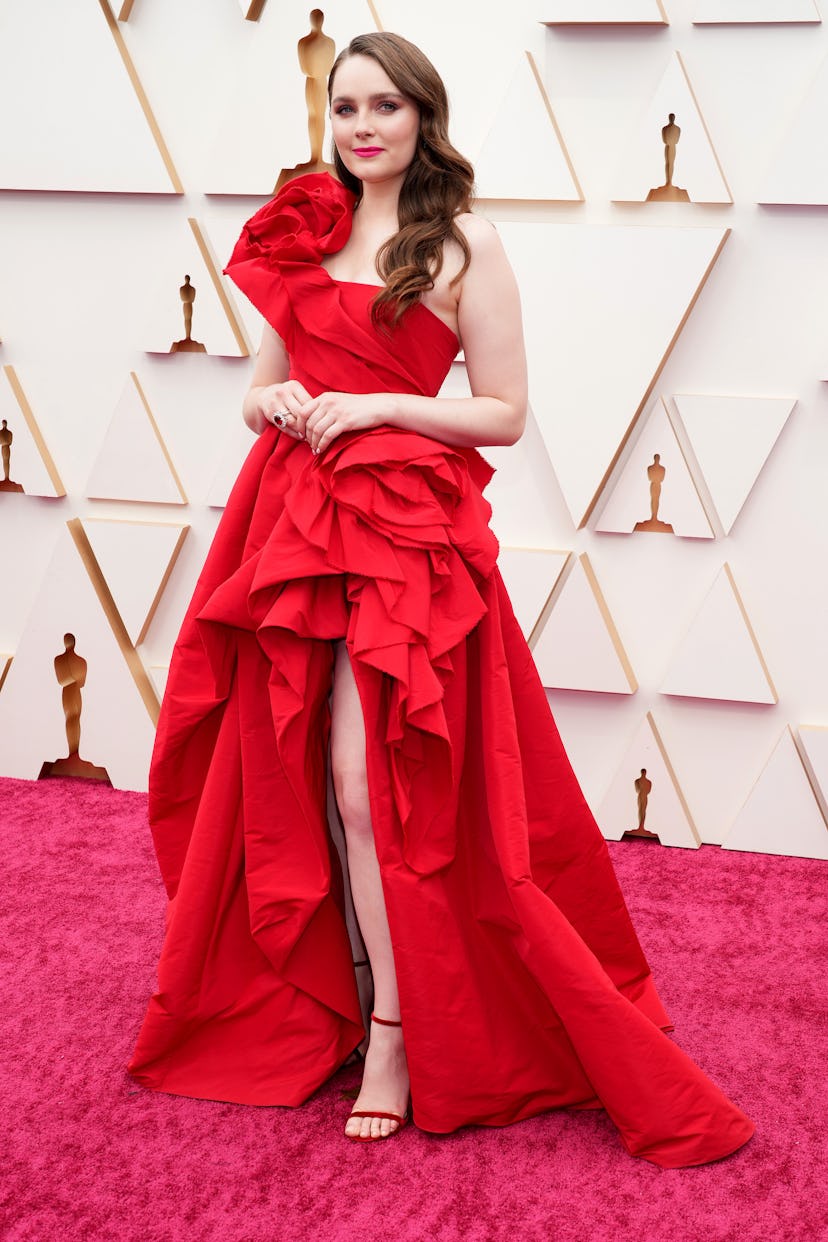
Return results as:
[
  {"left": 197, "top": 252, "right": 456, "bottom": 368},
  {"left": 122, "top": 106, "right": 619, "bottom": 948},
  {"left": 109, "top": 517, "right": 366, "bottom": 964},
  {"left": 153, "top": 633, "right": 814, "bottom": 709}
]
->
[{"left": 345, "top": 1016, "right": 410, "bottom": 1140}]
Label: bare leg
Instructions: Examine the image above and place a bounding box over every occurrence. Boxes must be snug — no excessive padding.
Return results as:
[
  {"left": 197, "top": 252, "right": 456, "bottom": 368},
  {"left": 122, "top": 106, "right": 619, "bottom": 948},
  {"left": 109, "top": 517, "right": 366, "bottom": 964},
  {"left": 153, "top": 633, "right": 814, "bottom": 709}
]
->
[{"left": 331, "top": 640, "right": 410, "bottom": 1139}]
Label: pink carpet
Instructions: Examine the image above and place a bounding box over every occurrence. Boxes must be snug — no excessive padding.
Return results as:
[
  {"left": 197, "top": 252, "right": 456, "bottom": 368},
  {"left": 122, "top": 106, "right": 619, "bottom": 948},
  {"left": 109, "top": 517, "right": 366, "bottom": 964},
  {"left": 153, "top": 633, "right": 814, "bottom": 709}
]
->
[{"left": 1, "top": 775, "right": 825, "bottom": 1241}]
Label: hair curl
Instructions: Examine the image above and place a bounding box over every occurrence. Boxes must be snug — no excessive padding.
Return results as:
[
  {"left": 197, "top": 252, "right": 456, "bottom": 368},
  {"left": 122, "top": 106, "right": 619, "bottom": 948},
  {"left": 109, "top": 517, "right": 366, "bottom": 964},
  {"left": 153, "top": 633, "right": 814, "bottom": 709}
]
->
[{"left": 327, "top": 32, "right": 475, "bottom": 326}]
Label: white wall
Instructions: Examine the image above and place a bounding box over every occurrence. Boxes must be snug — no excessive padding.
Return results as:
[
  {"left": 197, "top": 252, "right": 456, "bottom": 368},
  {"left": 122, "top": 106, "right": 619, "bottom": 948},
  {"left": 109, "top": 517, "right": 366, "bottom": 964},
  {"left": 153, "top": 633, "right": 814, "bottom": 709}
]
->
[{"left": 1, "top": 0, "right": 827, "bottom": 858}]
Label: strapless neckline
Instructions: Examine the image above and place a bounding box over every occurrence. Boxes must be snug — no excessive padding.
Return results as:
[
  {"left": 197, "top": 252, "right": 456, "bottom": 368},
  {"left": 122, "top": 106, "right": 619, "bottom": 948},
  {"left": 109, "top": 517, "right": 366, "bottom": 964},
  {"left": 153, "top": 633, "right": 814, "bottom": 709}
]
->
[{"left": 324, "top": 270, "right": 460, "bottom": 350}]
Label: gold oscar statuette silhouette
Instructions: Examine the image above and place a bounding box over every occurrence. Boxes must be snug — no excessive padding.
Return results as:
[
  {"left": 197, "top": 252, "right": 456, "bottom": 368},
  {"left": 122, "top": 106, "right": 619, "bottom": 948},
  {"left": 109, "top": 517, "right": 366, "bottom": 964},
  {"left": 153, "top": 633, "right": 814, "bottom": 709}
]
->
[
  {"left": 634, "top": 453, "right": 674, "bottom": 534},
  {"left": 0, "top": 419, "right": 24, "bottom": 493},
  {"left": 170, "top": 275, "right": 206, "bottom": 354},
  {"left": 646, "top": 113, "right": 691, "bottom": 203},
  {"left": 623, "top": 768, "right": 660, "bottom": 841},
  {"left": 39, "top": 634, "right": 110, "bottom": 782},
  {"left": 275, "top": 9, "right": 336, "bottom": 191}
]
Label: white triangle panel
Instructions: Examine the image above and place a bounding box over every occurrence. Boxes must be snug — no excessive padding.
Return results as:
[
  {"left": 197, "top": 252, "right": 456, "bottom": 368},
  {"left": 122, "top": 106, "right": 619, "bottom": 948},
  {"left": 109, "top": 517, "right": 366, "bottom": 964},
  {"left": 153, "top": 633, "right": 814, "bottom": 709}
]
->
[
  {"left": 541, "top": 2, "right": 667, "bottom": 20},
  {"left": 498, "top": 222, "right": 729, "bottom": 527},
  {"left": 474, "top": 53, "right": 582, "bottom": 201},
  {"left": 144, "top": 220, "right": 251, "bottom": 357},
  {"left": 611, "top": 53, "right": 731, "bottom": 204},
  {"left": 661, "top": 565, "right": 777, "bottom": 704},
  {"left": 81, "top": 519, "right": 189, "bottom": 645},
  {"left": 595, "top": 398, "right": 714, "bottom": 538},
  {"left": 598, "top": 713, "right": 700, "bottom": 847},
  {"left": 694, "top": 1, "right": 820, "bottom": 22},
  {"left": 497, "top": 548, "right": 571, "bottom": 640},
  {"left": 0, "top": 0, "right": 178, "bottom": 193},
  {"left": 759, "top": 54, "right": 828, "bottom": 204},
  {"left": 0, "top": 524, "right": 157, "bottom": 791},
  {"left": 532, "top": 554, "right": 637, "bottom": 694},
  {"left": 86, "top": 373, "right": 187, "bottom": 505},
  {"left": 0, "top": 367, "right": 64, "bottom": 498},
  {"left": 673, "top": 394, "right": 796, "bottom": 533},
  {"left": 147, "top": 666, "right": 170, "bottom": 699},
  {"left": 723, "top": 728, "right": 828, "bottom": 860}
]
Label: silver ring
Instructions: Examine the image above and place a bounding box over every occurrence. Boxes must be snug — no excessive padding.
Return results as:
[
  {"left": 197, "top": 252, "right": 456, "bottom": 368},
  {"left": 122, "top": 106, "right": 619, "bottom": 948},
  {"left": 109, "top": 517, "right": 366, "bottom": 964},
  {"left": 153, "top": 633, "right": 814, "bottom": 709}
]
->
[{"left": 272, "top": 410, "right": 289, "bottom": 429}]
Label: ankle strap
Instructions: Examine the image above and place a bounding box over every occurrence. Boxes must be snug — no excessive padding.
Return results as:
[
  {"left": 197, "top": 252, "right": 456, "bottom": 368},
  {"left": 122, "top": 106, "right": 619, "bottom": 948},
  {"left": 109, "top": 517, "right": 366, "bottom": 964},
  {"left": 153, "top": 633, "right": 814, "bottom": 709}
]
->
[{"left": 371, "top": 1013, "right": 402, "bottom": 1027}]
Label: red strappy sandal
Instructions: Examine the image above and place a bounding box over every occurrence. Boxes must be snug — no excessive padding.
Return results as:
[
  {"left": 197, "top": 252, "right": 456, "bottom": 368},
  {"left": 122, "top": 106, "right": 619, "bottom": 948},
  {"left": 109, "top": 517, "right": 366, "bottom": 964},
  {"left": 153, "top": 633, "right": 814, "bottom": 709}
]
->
[{"left": 346, "top": 1014, "right": 410, "bottom": 1143}]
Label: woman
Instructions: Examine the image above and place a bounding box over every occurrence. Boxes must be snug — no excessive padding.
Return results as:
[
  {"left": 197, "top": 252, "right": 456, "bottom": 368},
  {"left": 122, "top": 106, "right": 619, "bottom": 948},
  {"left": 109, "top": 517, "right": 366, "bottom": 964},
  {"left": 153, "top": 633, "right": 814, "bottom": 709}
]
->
[{"left": 129, "top": 32, "right": 754, "bottom": 1166}]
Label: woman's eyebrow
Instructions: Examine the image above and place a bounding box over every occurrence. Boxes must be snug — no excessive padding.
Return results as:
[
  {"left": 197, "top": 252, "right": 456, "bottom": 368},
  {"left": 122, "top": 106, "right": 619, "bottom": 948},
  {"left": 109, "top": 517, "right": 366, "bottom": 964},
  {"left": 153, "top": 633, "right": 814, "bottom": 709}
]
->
[{"left": 331, "top": 92, "right": 407, "bottom": 104}]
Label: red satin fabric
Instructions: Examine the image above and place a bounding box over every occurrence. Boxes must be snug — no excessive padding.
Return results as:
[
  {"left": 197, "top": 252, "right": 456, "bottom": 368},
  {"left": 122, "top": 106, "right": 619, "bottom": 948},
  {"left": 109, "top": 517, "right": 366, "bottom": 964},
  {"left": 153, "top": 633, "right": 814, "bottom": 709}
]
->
[{"left": 128, "top": 175, "right": 754, "bottom": 1167}]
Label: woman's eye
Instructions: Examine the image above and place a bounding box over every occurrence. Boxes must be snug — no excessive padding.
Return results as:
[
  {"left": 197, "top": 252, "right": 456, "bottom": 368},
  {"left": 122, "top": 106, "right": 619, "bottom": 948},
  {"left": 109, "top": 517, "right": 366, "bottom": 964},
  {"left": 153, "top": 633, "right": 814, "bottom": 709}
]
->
[
  {"left": 334, "top": 105, "right": 354, "bottom": 116},
  {"left": 377, "top": 102, "right": 398, "bottom": 112}
]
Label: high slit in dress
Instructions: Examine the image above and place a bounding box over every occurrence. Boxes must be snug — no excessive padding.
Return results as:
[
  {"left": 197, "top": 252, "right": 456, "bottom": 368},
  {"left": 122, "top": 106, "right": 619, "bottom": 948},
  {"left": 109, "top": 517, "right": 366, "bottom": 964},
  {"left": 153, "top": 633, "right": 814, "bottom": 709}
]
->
[{"left": 127, "top": 173, "right": 754, "bottom": 1169}]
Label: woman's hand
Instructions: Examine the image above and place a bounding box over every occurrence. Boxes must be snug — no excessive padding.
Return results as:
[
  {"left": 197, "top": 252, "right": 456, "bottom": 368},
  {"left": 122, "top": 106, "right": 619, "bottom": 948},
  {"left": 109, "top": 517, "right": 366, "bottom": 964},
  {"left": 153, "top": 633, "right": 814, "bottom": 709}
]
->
[
  {"left": 246, "top": 380, "right": 312, "bottom": 438},
  {"left": 300, "top": 392, "right": 388, "bottom": 455}
]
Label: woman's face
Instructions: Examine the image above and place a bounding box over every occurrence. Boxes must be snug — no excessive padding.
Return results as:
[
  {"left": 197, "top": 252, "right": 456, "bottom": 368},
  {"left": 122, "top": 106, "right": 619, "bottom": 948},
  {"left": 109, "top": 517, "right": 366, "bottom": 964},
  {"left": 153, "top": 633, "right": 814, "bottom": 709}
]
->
[{"left": 330, "top": 54, "right": 420, "bottom": 188}]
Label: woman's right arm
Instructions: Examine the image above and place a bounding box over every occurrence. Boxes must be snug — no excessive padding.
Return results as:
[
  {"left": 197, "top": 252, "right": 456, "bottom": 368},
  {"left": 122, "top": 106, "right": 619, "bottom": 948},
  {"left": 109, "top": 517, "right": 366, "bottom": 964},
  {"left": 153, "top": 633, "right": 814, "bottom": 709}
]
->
[{"left": 242, "top": 324, "right": 311, "bottom": 438}]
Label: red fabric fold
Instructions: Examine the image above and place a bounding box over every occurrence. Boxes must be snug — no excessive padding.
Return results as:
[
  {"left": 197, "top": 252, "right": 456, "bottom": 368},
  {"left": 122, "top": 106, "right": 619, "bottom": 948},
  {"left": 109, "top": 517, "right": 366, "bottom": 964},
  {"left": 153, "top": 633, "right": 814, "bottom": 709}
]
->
[{"left": 129, "top": 174, "right": 754, "bottom": 1167}]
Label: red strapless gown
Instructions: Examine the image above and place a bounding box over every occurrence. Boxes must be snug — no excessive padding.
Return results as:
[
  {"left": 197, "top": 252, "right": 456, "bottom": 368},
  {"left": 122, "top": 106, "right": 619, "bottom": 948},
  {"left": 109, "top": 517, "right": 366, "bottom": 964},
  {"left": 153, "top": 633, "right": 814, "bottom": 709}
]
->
[{"left": 128, "top": 175, "right": 754, "bottom": 1168}]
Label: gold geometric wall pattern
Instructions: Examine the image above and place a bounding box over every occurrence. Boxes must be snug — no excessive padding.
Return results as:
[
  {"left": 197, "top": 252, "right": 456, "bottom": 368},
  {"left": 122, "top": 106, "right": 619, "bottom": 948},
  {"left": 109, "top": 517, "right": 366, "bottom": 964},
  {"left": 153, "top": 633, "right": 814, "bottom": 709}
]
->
[
  {"left": 206, "top": 421, "right": 257, "bottom": 509},
  {"left": 693, "top": 1, "right": 821, "bottom": 22},
  {"left": 597, "top": 712, "right": 701, "bottom": 848},
  {"left": 85, "top": 372, "right": 188, "bottom": 506},
  {"left": 473, "top": 52, "right": 583, "bottom": 202},
  {"left": 144, "top": 219, "right": 252, "bottom": 357},
  {"left": 203, "top": 1, "right": 380, "bottom": 195},
  {"left": 0, "top": 0, "right": 182, "bottom": 193},
  {"left": 611, "top": 53, "right": 732, "bottom": 205},
  {"left": 723, "top": 727, "right": 828, "bottom": 860},
  {"left": 594, "top": 397, "right": 715, "bottom": 539},
  {"left": 541, "top": 2, "right": 668, "bottom": 21},
  {"left": 0, "top": 655, "right": 11, "bottom": 695},
  {"left": 496, "top": 548, "right": 571, "bottom": 642},
  {"left": 0, "top": 521, "right": 158, "bottom": 791},
  {"left": 672, "top": 394, "right": 797, "bottom": 535},
  {"left": 79, "top": 518, "right": 190, "bottom": 646},
  {"left": 797, "top": 724, "right": 828, "bottom": 822},
  {"left": 660, "top": 564, "right": 778, "bottom": 705},
  {"left": 238, "top": 0, "right": 268, "bottom": 20},
  {"left": 759, "top": 52, "right": 828, "bottom": 204},
  {"left": 531, "top": 553, "right": 637, "bottom": 694},
  {"left": 497, "top": 221, "right": 730, "bottom": 528},
  {"left": 0, "top": 366, "right": 65, "bottom": 498}
]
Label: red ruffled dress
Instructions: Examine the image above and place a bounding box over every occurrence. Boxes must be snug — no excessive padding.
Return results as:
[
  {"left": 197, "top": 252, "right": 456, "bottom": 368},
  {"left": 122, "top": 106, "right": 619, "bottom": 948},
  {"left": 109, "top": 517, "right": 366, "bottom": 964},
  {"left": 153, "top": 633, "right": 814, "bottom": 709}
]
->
[{"left": 128, "top": 174, "right": 754, "bottom": 1168}]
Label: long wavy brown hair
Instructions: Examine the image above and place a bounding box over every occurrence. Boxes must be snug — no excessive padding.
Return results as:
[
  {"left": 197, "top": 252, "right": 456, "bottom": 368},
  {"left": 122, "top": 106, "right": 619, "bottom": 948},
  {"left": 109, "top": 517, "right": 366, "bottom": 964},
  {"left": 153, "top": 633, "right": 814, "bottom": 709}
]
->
[{"left": 327, "top": 32, "right": 475, "bottom": 326}]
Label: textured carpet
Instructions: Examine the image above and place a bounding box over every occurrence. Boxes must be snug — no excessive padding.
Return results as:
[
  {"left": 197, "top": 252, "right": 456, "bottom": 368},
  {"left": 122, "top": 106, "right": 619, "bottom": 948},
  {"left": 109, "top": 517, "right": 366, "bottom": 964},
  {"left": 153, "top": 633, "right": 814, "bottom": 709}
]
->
[{"left": 0, "top": 775, "right": 825, "bottom": 1242}]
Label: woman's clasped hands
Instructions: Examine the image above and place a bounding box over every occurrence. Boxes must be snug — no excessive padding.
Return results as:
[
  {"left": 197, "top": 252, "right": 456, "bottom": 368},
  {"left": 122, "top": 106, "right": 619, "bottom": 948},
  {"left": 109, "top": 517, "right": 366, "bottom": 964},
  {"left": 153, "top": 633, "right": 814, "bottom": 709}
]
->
[{"left": 259, "top": 381, "right": 387, "bottom": 455}]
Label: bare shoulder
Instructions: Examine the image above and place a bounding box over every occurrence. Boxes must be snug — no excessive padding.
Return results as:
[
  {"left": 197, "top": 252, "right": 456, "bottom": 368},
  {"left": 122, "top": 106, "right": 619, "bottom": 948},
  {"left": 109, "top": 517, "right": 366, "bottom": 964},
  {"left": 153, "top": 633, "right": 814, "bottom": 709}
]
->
[{"left": 455, "top": 211, "right": 503, "bottom": 257}]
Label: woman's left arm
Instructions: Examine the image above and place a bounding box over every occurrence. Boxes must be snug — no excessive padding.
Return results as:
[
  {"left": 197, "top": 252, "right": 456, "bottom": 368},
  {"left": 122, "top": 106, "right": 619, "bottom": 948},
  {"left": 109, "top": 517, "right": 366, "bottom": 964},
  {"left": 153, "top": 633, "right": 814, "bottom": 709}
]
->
[{"left": 302, "top": 217, "right": 528, "bottom": 453}]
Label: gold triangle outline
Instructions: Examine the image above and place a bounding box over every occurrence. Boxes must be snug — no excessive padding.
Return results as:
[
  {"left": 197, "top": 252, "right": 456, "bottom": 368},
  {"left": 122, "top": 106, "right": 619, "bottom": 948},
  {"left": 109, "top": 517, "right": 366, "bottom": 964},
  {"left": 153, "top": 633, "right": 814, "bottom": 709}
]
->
[
  {"left": 524, "top": 51, "right": 584, "bottom": 202},
  {"left": 531, "top": 551, "right": 638, "bottom": 692},
  {"left": 723, "top": 724, "right": 828, "bottom": 850},
  {"left": 97, "top": 0, "right": 184, "bottom": 193},
  {"left": 660, "top": 562, "right": 778, "bottom": 704},
  {"left": 593, "top": 395, "right": 717, "bottom": 536},
  {"left": 670, "top": 391, "right": 797, "bottom": 534},
  {"left": 188, "top": 218, "right": 253, "bottom": 357},
  {"left": 795, "top": 724, "right": 828, "bottom": 825},
  {"left": 579, "top": 228, "right": 731, "bottom": 529},
  {"left": 67, "top": 518, "right": 160, "bottom": 726},
  {"left": 2, "top": 364, "right": 66, "bottom": 497},
  {"left": 643, "top": 710, "right": 702, "bottom": 845},
  {"left": 80, "top": 516, "right": 190, "bottom": 646},
  {"left": 495, "top": 546, "right": 571, "bottom": 646},
  {"left": 0, "top": 655, "right": 11, "bottom": 694},
  {"left": 88, "top": 371, "right": 188, "bottom": 506}
]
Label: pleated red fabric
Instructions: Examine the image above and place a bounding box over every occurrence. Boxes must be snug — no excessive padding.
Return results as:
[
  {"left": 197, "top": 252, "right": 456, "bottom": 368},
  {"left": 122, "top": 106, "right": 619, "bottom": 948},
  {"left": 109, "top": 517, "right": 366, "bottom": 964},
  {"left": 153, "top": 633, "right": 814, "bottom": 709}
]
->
[{"left": 128, "top": 174, "right": 754, "bottom": 1168}]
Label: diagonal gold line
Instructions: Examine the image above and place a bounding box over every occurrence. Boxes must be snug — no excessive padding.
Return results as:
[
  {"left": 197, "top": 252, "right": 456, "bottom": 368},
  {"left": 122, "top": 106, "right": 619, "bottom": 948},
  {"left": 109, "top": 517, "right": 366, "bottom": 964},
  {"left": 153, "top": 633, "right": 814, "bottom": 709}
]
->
[
  {"left": 3, "top": 364, "right": 65, "bottom": 496},
  {"left": 189, "top": 218, "right": 253, "bottom": 356},
  {"left": 67, "top": 518, "right": 160, "bottom": 725},
  {"left": 582, "top": 228, "right": 731, "bottom": 529},
  {"left": 647, "top": 711, "right": 701, "bottom": 845},
  {"left": 131, "top": 371, "right": 189, "bottom": 504},
  {"left": 98, "top": 0, "right": 184, "bottom": 193},
  {"left": 525, "top": 51, "right": 584, "bottom": 202}
]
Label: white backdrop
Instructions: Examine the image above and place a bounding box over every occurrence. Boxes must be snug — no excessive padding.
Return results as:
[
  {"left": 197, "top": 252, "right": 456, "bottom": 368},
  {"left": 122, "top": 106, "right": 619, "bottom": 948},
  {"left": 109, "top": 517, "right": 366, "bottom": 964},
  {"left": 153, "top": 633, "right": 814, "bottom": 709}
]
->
[{"left": 1, "top": 0, "right": 827, "bottom": 859}]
